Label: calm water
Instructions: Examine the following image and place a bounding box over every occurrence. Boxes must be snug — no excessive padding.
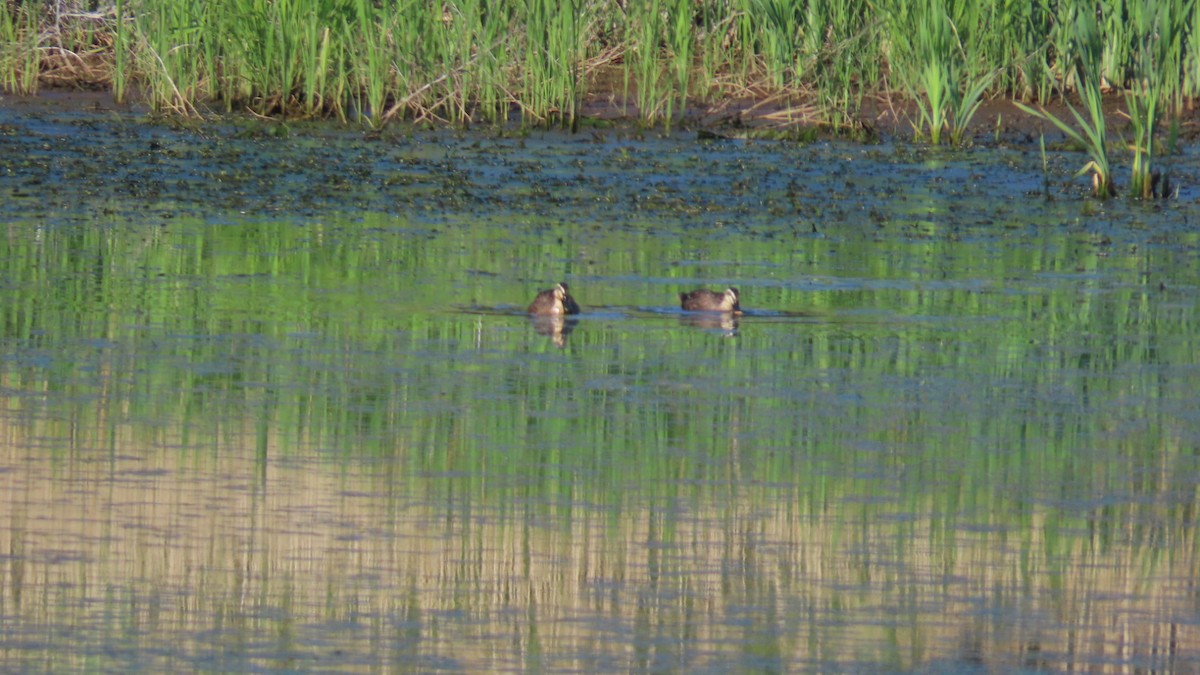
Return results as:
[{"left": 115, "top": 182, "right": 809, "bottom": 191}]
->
[{"left": 1, "top": 106, "right": 1200, "bottom": 672}]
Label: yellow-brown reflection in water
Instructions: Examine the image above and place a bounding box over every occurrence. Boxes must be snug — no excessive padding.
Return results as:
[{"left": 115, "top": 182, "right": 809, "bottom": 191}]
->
[
  {"left": 679, "top": 312, "right": 739, "bottom": 336},
  {"left": 529, "top": 315, "right": 577, "bottom": 348},
  {"left": 1, "top": 430, "right": 1197, "bottom": 672}
]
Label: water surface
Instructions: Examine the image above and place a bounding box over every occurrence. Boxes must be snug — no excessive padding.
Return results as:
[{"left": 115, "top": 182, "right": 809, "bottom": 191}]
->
[{"left": 1, "top": 108, "right": 1199, "bottom": 672}]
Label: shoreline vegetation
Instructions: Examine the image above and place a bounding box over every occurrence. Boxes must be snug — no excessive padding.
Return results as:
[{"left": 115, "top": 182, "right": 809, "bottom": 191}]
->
[{"left": 2, "top": 0, "right": 1198, "bottom": 196}]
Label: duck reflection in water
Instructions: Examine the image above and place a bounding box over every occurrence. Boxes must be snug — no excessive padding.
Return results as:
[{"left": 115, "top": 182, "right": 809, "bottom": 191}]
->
[
  {"left": 530, "top": 314, "right": 577, "bottom": 347},
  {"left": 679, "top": 312, "right": 738, "bottom": 336},
  {"left": 528, "top": 282, "right": 581, "bottom": 316}
]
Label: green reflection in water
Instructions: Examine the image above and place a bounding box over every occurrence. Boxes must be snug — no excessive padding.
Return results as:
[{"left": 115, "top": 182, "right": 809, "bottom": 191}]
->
[{"left": 1, "top": 133, "right": 1199, "bottom": 671}]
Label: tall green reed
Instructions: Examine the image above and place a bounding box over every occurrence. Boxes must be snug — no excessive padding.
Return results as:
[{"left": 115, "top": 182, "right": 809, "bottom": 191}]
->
[
  {"left": 751, "top": 0, "right": 803, "bottom": 90},
  {"left": 624, "top": 0, "right": 670, "bottom": 125},
  {"left": 0, "top": 0, "right": 41, "bottom": 95},
  {"left": 349, "top": 0, "right": 386, "bottom": 125},
  {"left": 263, "top": 2, "right": 298, "bottom": 115},
  {"left": 1186, "top": 0, "right": 1200, "bottom": 102},
  {"left": 387, "top": 1, "right": 447, "bottom": 122},
  {"left": 664, "top": 0, "right": 694, "bottom": 127},
  {"left": 888, "top": 0, "right": 990, "bottom": 145},
  {"left": 522, "top": 0, "right": 586, "bottom": 127},
  {"left": 113, "top": 0, "right": 128, "bottom": 102},
  {"left": 688, "top": 1, "right": 739, "bottom": 106},
  {"left": 9, "top": 0, "right": 1197, "bottom": 140},
  {"left": 974, "top": 0, "right": 1046, "bottom": 100},
  {"left": 1015, "top": 5, "right": 1114, "bottom": 198},
  {"left": 435, "top": 4, "right": 469, "bottom": 123},
  {"left": 906, "top": 8, "right": 953, "bottom": 145},
  {"left": 133, "top": 0, "right": 201, "bottom": 115},
  {"left": 1125, "top": 3, "right": 1184, "bottom": 199},
  {"left": 300, "top": 16, "right": 334, "bottom": 118},
  {"left": 809, "top": 0, "right": 877, "bottom": 132},
  {"left": 729, "top": 0, "right": 760, "bottom": 85},
  {"left": 1037, "top": 134, "right": 1050, "bottom": 197},
  {"left": 461, "top": 0, "right": 512, "bottom": 124}
]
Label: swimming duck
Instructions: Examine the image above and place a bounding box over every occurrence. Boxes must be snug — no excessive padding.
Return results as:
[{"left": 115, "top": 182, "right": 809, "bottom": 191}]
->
[
  {"left": 528, "top": 282, "right": 581, "bottom": 315},
  {"left": 680, "top": 287, "right": 741, "bottom": 313}
]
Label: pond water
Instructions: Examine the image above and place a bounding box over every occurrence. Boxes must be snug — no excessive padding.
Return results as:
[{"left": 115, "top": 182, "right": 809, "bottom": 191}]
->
[{"left": 1, "top": 106, "right": 1199, "bottom": 672}]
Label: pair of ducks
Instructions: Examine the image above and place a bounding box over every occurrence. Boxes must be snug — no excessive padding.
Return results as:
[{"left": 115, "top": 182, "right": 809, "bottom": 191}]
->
[{"left": 528, "top": 282, "right": 741, "bottom": 315}]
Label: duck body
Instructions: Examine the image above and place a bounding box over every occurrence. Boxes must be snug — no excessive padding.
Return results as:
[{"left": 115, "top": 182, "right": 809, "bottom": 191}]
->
[
  {"left": 528, "top": 282, "right": 581, "bottom": 315},
  {"left": 680, "top": 287, "right": 741, "bottom": 313}
]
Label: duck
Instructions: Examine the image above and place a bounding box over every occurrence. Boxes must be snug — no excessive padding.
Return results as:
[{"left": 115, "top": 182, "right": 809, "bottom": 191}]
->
[
  {"left": 528, "top": 282, "right": 581, "bottom": 315},
  {"left": 680, "top": 287, "right": 741, "bottom": 313}
]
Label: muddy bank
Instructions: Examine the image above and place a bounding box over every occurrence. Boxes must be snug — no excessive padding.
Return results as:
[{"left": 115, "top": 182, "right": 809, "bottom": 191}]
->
[{"left": 8, "top": 85, "right": 1200, "bottom": 147}]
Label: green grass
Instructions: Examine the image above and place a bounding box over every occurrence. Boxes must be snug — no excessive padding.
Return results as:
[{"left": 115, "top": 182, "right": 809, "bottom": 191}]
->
[
  {"left": 1015, "top": 5, "right": 1115, "bottom": 198},
  {"left": 3, "top": 0, "right": 1200, "bottom": 145},
  {"left": 0, "top": 1, "right": 40, "bottom": 94},
  {"left": 1125, "top": 3, "right": 1185, "bottom": 198},
  {"left": 888, "top": 0, "right": 956, "bottom": 144},
  {"left": 886, "top": 0, "right": 996, "bottom": 145}
]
